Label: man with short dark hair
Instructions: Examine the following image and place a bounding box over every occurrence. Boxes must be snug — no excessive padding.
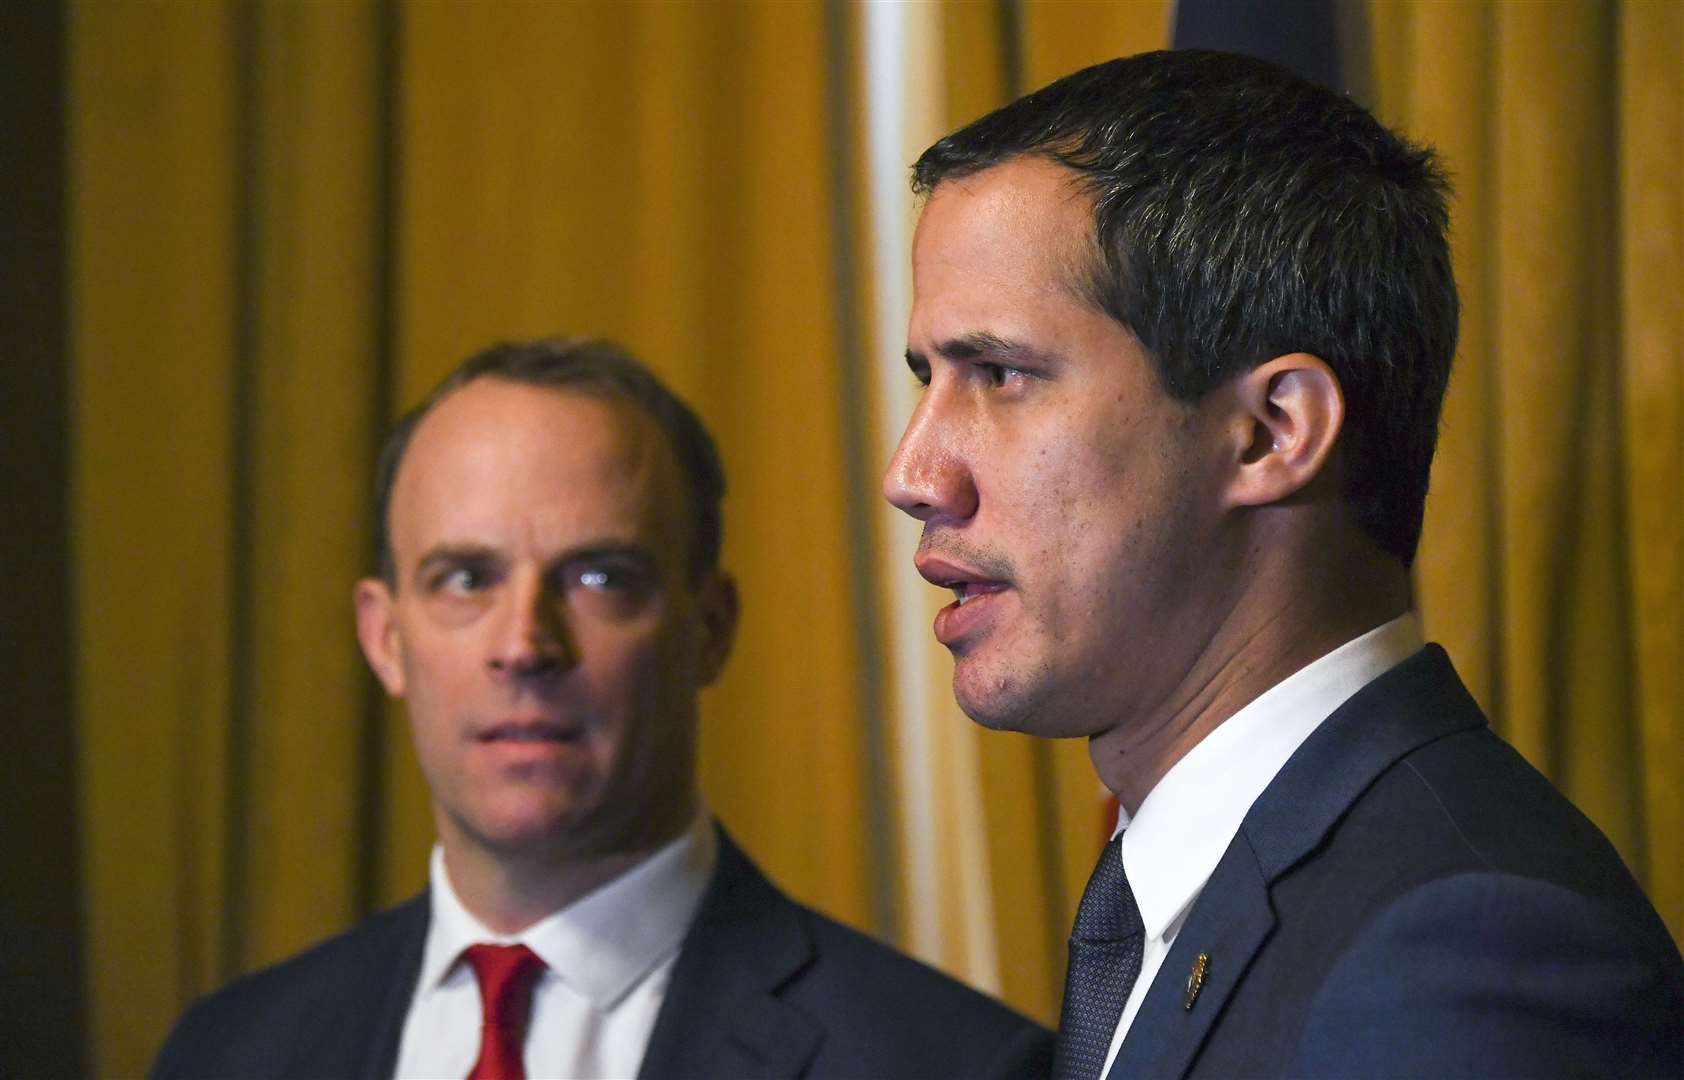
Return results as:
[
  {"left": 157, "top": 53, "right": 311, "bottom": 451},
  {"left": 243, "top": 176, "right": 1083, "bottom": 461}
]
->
[
  {"left": 154, "top": 338, "right": 1051, "bottom": 1079},
  {"left": 885, "top": 51, "right": 1682, "bottom": 1078}
]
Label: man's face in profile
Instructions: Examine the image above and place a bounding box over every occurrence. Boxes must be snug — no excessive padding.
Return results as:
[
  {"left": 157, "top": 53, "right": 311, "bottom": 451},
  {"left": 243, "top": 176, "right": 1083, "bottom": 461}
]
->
[
  {"left": 356, "top": 379, "right": 736, "bottom": 863},
  {"left": 885, "top": 156, "right": 1233, "bottom": 738}
]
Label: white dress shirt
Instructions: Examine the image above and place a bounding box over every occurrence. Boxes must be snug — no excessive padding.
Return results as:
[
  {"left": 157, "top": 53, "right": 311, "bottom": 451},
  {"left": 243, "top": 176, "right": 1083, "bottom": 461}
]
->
[
  {"left": 393, "top": 815, "right": 717, "bottom": 1080},
  {"left": 1099, "top": 614, "right": 1425, "bottom": 1076}
]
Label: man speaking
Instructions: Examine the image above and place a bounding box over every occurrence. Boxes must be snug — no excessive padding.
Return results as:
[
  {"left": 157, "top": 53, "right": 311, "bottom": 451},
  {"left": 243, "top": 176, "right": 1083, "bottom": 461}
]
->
[
  {"left": 154, "top": 339, "right": 1049, "bottom": 1079},
  {"left": 884, "top": 50, "right": 1682, "bottom": 1078}
]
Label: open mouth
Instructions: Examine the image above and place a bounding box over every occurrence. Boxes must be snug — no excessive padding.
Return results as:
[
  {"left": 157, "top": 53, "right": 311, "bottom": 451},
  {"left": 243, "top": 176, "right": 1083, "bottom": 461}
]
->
[
  {"left": 949, "top": 580, "right": 1008, "bottom": 606},
  {"left": 915, "top": 554, "right": 1010, "bottom": 598},
  {"left": 916, "top": 557, "right": 1013, "bottom": 647}
]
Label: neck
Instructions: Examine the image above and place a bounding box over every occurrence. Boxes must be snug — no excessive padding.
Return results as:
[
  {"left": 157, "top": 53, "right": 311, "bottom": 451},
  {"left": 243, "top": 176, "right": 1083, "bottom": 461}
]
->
[
  {"left": 439, "top": 806, "right": 696, "bottom": 934},
  {"left": 1092, "top": 527, "right": 1411, "bottom": 818}
]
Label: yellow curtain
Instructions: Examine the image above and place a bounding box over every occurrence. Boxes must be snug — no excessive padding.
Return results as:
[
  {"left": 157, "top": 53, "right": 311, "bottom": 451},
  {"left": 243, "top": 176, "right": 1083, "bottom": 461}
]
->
[
  {"left": 1379, "top": 0, "right": 1684, "bottom": 943},
  {"left": 72, "top": 4, "right": 388, "bottom": 1070},
  {"left": 71, "top": 2, "right": 880, "bottom": 1071},
  {"left": 65, "top": 2, "right": 1679, "bottom": 1075}
]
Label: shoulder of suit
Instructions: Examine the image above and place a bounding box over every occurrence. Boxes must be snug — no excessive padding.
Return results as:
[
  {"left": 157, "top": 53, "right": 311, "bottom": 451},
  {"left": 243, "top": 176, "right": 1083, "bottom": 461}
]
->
[
  {"left": 1378, "top": 729, "right": 1655, "bottom": 898},
  {"left": 202, "top": 893, "right": 427, "bottom": 1009},
  {"left": 150, "top": 894, "right": 427, "bottom": 1077},
  {"left": 720, "top": 837, "right": 1043, "bottom": 1032},
  {"left": 1289, "top": 871, "right": 1684, "bottom": 1075}
]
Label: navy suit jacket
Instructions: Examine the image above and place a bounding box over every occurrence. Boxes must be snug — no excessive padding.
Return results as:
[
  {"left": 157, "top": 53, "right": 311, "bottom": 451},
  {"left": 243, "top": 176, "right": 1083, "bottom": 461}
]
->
[
  {"left": 153, "top": 830, "right": 1051, "bottom": 1079},
  {"left": 1106, "top": 645, "right": 1683, "bottom": 1078}
]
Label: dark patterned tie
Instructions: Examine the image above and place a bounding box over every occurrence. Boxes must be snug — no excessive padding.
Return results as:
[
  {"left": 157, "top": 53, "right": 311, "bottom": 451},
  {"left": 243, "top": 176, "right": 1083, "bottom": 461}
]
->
[{"left": 1052, "top": 835, "right": 1144, "bottom": 1080}]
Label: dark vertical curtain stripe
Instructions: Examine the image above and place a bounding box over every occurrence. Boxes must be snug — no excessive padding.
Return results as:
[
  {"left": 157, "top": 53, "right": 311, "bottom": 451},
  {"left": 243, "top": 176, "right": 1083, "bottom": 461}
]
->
[
  {"left": 223, "top": 0, "right": 262, "bottom": 983},
  {"left": 357, "top": 0, "right": 405, "bottom": 923},
  {"left": 0, "top": 2, "right": 85, "bottom": 1073},
  {"left": 996, "top": 0, "right": 1024, "bottom": 105}
]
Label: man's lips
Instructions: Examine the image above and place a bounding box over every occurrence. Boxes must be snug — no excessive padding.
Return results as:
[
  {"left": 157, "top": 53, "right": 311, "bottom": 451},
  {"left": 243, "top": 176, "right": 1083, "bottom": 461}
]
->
[
  {"left": 914, "top": 556, "right": 1011, "bottom": 601},
  {"left": 474, "top": 718, "right": 585, "bottom": 745},
  {"left": 916, "top": 556, "right": 1011, "bottom": 646}
]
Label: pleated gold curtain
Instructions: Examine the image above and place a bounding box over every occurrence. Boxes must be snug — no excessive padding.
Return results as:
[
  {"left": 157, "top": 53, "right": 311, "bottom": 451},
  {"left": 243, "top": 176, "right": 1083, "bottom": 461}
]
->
[
  {"left": 1380, "top": 0, "right": 1684, "bottom": 944},
  {"left": 64, "top": 2, "right": 1680, "bottom": 1075},
  {"left": 70, "top": 3, "right": 887, "bottom": 1071}
]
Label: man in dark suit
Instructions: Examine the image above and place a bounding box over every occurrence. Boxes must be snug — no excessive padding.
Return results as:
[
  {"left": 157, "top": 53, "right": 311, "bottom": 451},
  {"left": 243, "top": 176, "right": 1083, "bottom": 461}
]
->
[
  {"left": 884, "top": 50, "right": 1682, "bottom": 1078},
  {"left": 154, "top": 339, "right": 1050, "bottom": 1080}
]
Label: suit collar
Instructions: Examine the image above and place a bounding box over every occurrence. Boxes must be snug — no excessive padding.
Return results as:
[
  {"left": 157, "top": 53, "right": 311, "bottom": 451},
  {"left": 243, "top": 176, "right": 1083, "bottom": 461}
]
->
[
  {"left": 1120, "top": 615, "right": 1425, "bottom": 942},
  {"left": 1108, "top": 645, "right": 1486, "bottom": 1079},
  {"left": 286, "top": 828, "right": 820, "bottom": 1080},
  {"left": 638, "top": 827, "right": 823, "bottom": 1078},
  {"left": 277, "top": 893, "right": 428, "bottom": 1080},
  {"left": 1240, "top": 643, "right": 1486, "bottom": 880},
  {"left": 418, "top": 819, "right": 716, "bottom": 1010},
  {"left": 357, "top": 908, "right": 425, "bottom": 1080}
]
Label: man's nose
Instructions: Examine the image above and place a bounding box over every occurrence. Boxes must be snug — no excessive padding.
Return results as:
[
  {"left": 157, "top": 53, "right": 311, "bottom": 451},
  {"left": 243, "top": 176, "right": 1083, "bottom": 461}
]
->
[
  {"left": 487, "top": 575, "right": 575, "bottom": 678},
  {"left": 882, "top": 393, "right": 978, "bottom": 523}
]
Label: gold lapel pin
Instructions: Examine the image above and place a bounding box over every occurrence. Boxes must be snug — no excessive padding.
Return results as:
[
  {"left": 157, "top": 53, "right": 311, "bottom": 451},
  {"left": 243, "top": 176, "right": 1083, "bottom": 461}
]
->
[{"left": 1183, "top": 953, "right": 1210, "bottom": 1010}]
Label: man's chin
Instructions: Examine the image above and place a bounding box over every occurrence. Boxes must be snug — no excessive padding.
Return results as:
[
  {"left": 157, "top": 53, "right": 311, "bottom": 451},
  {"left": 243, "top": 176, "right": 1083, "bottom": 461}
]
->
[
  {"left": 468, "top": 817, "right": 578, "bottom": 858},
  {"left": 444, "top": 794, "right": 593, "bottom": 857},
  {"left": 952, "top": 658, "right": 1095, "bottom": 738},
  {"left": 954, "top": 663, "right": 1039, "bottom": 734}
]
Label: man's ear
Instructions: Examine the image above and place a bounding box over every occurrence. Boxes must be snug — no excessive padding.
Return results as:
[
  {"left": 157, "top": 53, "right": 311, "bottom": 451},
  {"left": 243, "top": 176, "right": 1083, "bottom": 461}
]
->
[
  {"left": 1222, "top": 352, "right": 1344, "bottom": 508},
  {"left": 694, "top": 571, "right": 739, "bottom": 687},
  {"left": 353, "top": 578, "right": 407, "bottom": 697}
]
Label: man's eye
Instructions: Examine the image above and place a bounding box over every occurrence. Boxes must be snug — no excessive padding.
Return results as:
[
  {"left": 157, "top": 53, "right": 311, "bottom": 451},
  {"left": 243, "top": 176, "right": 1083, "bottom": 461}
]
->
[
  {"left": 576, "top": 565, "right": 635, "bottom": 592},
  {"left": 981, "top": 362, "right": 1024, "bottom": 387},
  {"left": 568, "top": 560, "right": 655, "bottom": 617},
  {"left": 439, "top": 566, "right": 485, "bottom": 593}
]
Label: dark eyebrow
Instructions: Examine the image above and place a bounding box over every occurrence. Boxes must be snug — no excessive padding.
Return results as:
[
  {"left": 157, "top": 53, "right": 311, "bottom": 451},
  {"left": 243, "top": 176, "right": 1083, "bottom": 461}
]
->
[{"left": 926, "top": 331, "right": 1060, "bottom": 368}]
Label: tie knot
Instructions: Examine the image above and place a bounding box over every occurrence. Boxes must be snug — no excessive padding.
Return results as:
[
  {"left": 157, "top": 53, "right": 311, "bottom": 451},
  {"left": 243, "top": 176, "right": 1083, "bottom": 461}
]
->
[
  {"left": 464, "top": 943, "right": 547, "bottom": 1031},
  {"left": 1070, "top": 835, "right": 1143, "bottom": 944}
]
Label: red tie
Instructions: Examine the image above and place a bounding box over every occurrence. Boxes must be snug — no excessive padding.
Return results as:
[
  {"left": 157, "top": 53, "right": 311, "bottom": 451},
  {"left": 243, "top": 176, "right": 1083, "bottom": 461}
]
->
[{"left": 464, "top": 944, "right": 546, "bottom": 1080}]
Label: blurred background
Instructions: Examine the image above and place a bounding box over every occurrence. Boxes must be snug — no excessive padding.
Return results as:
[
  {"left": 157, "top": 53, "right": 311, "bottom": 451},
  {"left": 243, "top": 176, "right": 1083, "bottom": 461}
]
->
[{"left": 4, "top": 1, "right": 1680, "bottom": 1075}]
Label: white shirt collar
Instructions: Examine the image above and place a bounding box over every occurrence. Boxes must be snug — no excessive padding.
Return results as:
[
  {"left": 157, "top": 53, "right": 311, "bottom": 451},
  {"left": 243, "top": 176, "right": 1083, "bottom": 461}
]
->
[
  {"left": 416, "top": 814, "right": 717, "bottom": 1010},
  {"left": 1116, "top": 614, "right": 1424, "bottom": 942}
]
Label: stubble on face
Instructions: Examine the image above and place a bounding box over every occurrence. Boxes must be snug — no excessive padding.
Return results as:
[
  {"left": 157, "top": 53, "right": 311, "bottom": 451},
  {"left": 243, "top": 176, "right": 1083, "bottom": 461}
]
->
[{"left": 895, "top": 157, "right": 1227, "bottom": 743}]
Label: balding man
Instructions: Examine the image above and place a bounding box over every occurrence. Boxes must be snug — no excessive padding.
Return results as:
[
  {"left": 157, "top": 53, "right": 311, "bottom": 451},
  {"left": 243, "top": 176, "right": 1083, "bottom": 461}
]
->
[{"left": 155, "top": 338, "right": 1051, "bottom": 1080}]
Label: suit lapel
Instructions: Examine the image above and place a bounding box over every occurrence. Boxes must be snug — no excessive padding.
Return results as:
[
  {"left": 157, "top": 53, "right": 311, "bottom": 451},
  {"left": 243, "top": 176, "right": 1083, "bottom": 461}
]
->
[
  {"left": 1239, "top": 645, "right": 1485, "bottom": 882},
  {"left": 356, "top": 902, "right": 427, "bottom": 1080},
  {"left": 1107, "top": 646, "right": 1487, "bottom": 1078},
  {"left": 639, "top": 829, "right": 823, "bottom": 1079},
  {"left": 1107, "top": 837, "right": 1274, "bottom": 1080},
  {"left": 286, "top": 893, "right": 429, "bottom": 1080}
]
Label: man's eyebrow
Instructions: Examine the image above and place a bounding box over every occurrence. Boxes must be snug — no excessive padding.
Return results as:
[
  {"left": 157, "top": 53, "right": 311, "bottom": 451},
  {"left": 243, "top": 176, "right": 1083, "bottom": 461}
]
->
[
  {"left": 926, "top": 331, "right": 1059, "bottom": 367},
  {"left": 412, "top": 544, "right": 497, "bottom": 581},
  {"left": 416, "top": 543, "right": 495, "bottom": 567},
  {"left": 553, "top": 542, "right": 655, "bottom": 568}
]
